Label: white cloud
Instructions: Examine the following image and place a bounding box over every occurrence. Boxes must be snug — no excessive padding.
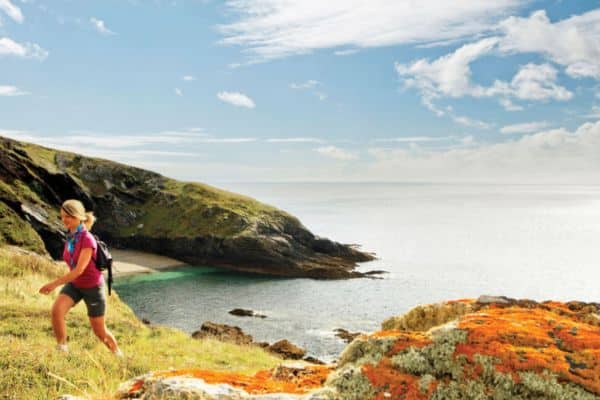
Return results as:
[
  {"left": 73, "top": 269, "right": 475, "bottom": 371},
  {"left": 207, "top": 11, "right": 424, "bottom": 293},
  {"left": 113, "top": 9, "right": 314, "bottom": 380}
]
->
[
  {"left": 267, "top": 137, "right": 324, "bottom": 143},
  {"left": 219, "top": 0, "right": 523, "bottom": 61},
  {"left": 290, "top": 80, "right": 320, "bottom": 90},
  {"left": 497, "top": 9, "right": 600, "bottom": 79},
  {"left": 217, "top": 91, "right": 255, "bottom": 108},
  {"left": 175, "top": 88, "right": 183, "bottom": 96},
  {"left": 198, "top": 137, "right": 257, "bottom": 143},
  {"left": 490, "top": 63, "right": 572, "bottom": 101},
  {"left": 394, "top": 9, "right": 600, "bottom": 118},
  {"left": 334, "top": 49, "right": 359, "bottom": 56},
  {"left": 90, "top": 17, "right": 115, "bottom": 35},
  {"left": 566, "top": 63, "right": 600, "bottom": 79},
  {"left": 316, "top": 92, "right": 327, "bottom": 101},
  {"left": 452, "top": 115, "right": 491, "bottom": 129},
  {"left": 315, "top": 145, "right": 357, "bottom": 160},
  {"left": 0, "top": 37, "right": 48, "bottom": 60},
  {"left": 500, "top": 121, "right": 549, "bottom": 134},
  {"left": 0, "top": 130, "right": 256, "bottom": 152},
  {"left": 499, "top": 98, "right": 523, "bottom": 111},
  {"left": 396, "top": 38, "right": 499, "bottom": 99},
  {"left": 0, "top": 0, "right": 23, "bottom": 23},
  {"left": 183, "top": 75, "right": 196, "bottom": 81},
  {"left": 0, "top": 85, "right": 27, "bottom": 96},
  {"left": 584, "top": 105, "right": 600, "bottom": 120},
  {"left": 375, "top": 136, "right": 452, "bottom": 143},
  {"left": 364, "top": 120, "right": 600, "bottom": 183},
  {"left": 396, "top": 39, "right": 572, "bottom": 103}
]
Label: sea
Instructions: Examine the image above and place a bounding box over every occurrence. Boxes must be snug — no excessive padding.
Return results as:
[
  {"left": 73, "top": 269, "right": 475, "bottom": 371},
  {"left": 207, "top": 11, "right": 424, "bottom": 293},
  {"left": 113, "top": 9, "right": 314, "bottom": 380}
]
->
[{"left": 114, "top": 183, "right": 600, "bottom": 361}]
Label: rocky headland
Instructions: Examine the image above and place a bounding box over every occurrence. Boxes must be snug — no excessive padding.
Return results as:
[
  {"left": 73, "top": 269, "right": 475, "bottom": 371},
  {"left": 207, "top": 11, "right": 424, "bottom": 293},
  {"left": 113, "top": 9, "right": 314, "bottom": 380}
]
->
[
  {"left": 116, "top": 296, "right": 600, "bottom": 399},
  {"left": 0, "top": 136, "right": 375, "bottom": 278}
]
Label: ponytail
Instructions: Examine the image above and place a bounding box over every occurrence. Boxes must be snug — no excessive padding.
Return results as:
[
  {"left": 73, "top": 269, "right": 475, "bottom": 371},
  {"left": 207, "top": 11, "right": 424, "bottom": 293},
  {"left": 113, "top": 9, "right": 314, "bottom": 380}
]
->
[{"left": 84, "top": 212, "right": 96, "bottom": 231}]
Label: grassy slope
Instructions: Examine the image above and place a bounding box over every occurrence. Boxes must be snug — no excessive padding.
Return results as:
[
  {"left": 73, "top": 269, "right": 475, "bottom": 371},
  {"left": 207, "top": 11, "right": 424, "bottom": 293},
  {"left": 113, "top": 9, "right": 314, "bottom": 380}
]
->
[{"left": 0, "top": 246, "right": 282, "bottom": 400}]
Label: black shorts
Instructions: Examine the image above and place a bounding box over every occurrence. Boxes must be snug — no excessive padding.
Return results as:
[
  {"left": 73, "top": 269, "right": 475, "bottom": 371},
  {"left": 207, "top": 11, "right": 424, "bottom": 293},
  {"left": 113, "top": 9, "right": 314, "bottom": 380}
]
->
[{"left": 60, "top": 282, "right": 106, "bottom": 317}]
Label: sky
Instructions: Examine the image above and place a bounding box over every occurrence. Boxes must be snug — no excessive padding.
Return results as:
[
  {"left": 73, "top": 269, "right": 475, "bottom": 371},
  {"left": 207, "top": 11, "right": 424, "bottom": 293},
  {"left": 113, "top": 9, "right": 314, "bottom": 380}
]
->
[{"left": 1, "top": 0, "right": 599, "bottom": 184}]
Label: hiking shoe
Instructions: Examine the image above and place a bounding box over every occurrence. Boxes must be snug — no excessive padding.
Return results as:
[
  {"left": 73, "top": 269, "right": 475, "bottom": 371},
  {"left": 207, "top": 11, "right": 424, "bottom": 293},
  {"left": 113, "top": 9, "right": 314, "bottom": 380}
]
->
[{"left": 56, "top": 344, "right": 69, "bottom": 353}]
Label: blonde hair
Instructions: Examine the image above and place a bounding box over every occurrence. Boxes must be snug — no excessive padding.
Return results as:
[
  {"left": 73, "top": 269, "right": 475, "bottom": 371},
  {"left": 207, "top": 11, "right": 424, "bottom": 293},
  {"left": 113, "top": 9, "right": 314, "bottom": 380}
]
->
[{"left": 61, "top": 199, "right": 96, "bottom": 230}]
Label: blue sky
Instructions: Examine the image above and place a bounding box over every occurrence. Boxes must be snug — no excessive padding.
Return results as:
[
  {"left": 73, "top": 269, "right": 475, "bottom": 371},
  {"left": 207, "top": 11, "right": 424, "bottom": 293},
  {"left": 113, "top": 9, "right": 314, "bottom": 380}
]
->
[{"left": 1, "top": 0, "right": 599, "bottom": 183}]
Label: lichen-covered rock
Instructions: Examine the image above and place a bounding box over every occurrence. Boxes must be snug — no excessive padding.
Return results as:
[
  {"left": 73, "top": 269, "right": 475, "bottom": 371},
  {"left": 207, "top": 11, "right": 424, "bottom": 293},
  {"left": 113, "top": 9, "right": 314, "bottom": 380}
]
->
[
  {"left": 115, "top": 298, "right": 600, "bottom": 399},
  {"left": 115, "top": 365, "right": 333, "bottom": 399},
  {"left": 333, "top": 298, "right": 600, "bottom": 399}
]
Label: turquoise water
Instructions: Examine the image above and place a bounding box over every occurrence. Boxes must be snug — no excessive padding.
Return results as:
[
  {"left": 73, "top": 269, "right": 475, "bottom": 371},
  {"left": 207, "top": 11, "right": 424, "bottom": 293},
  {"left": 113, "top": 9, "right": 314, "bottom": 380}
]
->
[{"left": 114, "top": 183, "right": 600, "bottom": 361}]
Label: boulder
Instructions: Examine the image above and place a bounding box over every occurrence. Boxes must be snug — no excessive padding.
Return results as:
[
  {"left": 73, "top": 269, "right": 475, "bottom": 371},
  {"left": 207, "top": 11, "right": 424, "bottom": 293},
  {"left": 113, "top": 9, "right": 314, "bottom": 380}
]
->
[
  {"left": 333, "top": 328, "right": 362, "bottom": 343},
  {"left": 191, "top": 322, "right": 254, "bottom": 345},
  {"left": 268, "top": 340, "right": 306, "bottom": 360}
]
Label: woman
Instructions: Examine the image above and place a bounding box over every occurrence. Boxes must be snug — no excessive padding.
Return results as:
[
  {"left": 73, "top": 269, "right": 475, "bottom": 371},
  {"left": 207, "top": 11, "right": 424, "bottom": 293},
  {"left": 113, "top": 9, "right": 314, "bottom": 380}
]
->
[{"left": 39, "top": 199, "right": 122, "bottom": 356}]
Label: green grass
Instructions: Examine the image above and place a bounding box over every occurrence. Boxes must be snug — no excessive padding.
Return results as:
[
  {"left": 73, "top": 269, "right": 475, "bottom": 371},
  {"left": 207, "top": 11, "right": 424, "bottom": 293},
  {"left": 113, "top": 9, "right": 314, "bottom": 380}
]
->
[
  {"left": 117, "top": 179, "right": 295, "bottom": 238},
  {"left": 0, "top": 246, "right": 282, "bottom": 400},
  {"left": 0, "top": 204, "right": 47, "bottom": 254},
  {"left": 21, "top": 143, "right": 61, "bottom": 174}
]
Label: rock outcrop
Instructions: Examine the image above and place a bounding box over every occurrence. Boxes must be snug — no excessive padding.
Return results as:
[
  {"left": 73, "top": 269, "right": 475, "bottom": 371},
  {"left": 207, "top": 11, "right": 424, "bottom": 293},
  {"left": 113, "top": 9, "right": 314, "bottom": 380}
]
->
[
  {"left": 192, "top": 322, "right": 255, "bottom": 345},
  {"left": 115, "top": 297, "right": 600, "bottom": 399},
  {"left": 0, "top": 136, "right": 376, "bottom": 278},
  {"left": 229, "top": 308, "right": 267, "bottom": 318}
]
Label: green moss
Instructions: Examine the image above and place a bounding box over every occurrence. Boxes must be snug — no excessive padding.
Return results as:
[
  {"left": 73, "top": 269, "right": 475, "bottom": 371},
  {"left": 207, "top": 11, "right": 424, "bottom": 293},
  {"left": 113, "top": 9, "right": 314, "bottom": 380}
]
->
[
  {"left": 392, "top": 329, "right": 468, "bottom": 380},
  {"left": 430, "top": 380, "right": 488, "bottom": 400},
  {"left": 518, "top": 371, "right": 598, "bottom": 400},
  {"left": 337, "top": 337, "right": 396, "bottom": 368},
  {"left": 326, "top": 367, "right": 376, "bottom": 400},
  {"left": 419, "top": 374, "right": 436, "bottom": 394},
  {"left": 393, "top": 347, "right": 432, "bottom": 375}
]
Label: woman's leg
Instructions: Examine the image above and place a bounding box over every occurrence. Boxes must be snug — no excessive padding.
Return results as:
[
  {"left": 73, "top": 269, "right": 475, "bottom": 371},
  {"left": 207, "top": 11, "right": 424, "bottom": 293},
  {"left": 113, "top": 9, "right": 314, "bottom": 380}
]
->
[
  {"left": 89, "top": 316, "right": 119, "bottom": 353},
  {"left": 51, "top": 294, "right": 75, "bottom": 345}
]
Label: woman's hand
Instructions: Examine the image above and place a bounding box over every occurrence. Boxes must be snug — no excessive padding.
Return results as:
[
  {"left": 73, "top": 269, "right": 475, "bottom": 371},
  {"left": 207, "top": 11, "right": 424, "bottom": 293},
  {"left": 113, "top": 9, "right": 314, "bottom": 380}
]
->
[{"left": 39, "top": 282, "right": 57, "bottom": 295}]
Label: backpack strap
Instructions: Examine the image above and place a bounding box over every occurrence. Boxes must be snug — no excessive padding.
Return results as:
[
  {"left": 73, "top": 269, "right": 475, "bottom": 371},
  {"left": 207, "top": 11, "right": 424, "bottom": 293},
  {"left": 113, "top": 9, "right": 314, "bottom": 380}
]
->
[{"left": 108, "top": 265, "right": 113, "bottom": 296}]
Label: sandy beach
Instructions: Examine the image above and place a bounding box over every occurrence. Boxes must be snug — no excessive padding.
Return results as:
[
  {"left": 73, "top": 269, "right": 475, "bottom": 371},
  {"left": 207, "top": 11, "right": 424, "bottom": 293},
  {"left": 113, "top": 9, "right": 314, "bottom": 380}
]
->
[{"left": 112, "top": 249, "right": 188, "bottom": 277}]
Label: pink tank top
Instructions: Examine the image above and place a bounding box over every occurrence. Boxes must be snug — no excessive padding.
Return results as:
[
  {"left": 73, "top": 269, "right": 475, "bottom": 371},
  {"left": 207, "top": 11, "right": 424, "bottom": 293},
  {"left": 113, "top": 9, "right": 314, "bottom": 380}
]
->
[{"left": 62, "top": 228, "right": 103, "bottom": 288}]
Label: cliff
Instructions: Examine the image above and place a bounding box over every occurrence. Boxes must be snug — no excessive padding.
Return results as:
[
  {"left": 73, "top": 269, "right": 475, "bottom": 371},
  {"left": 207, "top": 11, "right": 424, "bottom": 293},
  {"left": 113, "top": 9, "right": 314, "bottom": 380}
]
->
[
  {"left": 116, "top": 296, "right": 600, "bottom": 399},
  {"left": 0, "top": 136, "right": 375, "bottom": 278}
]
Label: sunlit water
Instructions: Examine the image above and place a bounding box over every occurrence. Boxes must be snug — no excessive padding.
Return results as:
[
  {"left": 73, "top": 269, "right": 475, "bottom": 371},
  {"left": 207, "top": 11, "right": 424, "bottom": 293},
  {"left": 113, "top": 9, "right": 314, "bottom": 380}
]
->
[{"left": 114, "top": 183, "right": 600, "bottom": 361}]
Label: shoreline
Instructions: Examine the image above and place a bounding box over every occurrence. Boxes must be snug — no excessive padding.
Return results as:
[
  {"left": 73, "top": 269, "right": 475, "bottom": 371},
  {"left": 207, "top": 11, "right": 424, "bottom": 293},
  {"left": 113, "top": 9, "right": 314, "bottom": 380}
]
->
[{"left": 111, "top": 249, "right": 188, "bottom": 277}]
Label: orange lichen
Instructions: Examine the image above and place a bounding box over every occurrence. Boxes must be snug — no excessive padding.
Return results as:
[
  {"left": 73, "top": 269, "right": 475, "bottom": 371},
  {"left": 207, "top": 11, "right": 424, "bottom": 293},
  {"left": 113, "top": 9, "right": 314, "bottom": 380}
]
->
[
  {"left": 370, "top": 329, "right": 406, "bottom": 338},
  {"left": 143, "top": 365, "right": 333, "bottom": 395},
  {"left": 456, "top": 305, "right": 600, "bottom": 394},
  {"left": 388, "top": 332, "right": 433, "bottom": 355},
  {"left": 127, "top": 379, "right": 145, "bottom": 394},
  {"left": 362, "top": 359, "right": 436, "bottom": 399}
]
